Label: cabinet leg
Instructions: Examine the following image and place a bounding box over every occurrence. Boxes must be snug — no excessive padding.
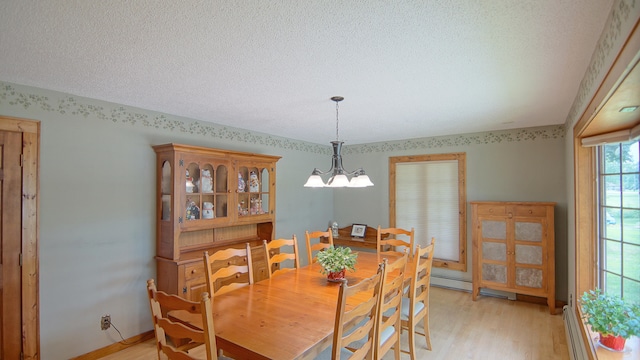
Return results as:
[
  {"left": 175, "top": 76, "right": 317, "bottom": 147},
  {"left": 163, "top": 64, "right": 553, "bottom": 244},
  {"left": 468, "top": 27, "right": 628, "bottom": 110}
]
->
[
  {"left": 472, "top": 287, "right": 479, "bottom": 301},
  {"left": 548, "top": 297, "right": 556, "bottom": 315}
]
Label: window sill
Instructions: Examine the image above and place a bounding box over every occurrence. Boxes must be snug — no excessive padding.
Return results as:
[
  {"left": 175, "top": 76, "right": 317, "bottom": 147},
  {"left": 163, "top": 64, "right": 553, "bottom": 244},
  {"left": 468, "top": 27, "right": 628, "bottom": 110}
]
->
[
  {"left": 588, "top": 332, "right": 639, "bottom": 359},
  {"left": 578, "top": 308, "right": 639, "bottom": 359}
]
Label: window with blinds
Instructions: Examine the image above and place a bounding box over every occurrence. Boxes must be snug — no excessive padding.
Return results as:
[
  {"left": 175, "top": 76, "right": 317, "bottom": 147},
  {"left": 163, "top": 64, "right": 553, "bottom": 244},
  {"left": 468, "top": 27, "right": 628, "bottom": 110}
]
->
[{"left": 390, "top": 153, "right": 467, "bottom": 271}]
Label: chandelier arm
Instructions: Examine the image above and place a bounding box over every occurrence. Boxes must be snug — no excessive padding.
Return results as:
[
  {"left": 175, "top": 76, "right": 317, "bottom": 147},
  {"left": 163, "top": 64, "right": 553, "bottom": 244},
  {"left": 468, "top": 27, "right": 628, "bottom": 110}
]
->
[
  {"left": 311, "top": 166, "right": 335, "bottom": 176},
  {"left": 343, "top": 168, "right": 362, "bottom": 176}
]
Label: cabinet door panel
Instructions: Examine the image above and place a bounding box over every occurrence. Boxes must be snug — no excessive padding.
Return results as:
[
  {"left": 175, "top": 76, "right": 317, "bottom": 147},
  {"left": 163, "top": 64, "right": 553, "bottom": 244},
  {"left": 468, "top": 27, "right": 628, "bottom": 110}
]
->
[
  {"left": 515, "top": 244, "right": 542, "bottom": 265},
  {"left": 515, "top": 221, "right": 543, "bottom": 242},
  {"left": 180, "top": 155, "right": 233, "bottom": 227},
  {"left": 481, "top": 220, "right": 506, "bottom": 239},
  {"left": 184, "top": 278, "right": 208, "bottom": 302},
  {"left": 482, "top": 264, "right": 507, "bottom": 284},
  {"left": 515, "top": 267, "right": 543, "bottom": 288},
  {"left": 482, "top": 242, "right": 507, "bottom": 261}
]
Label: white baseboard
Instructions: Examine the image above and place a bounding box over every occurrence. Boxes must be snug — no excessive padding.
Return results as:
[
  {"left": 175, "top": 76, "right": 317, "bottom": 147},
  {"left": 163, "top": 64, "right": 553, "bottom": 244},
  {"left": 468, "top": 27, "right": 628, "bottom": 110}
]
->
[
  {"left": 430, "top": 277, "right": 516, "bottom": 299},
  {"left": 431, "top": 276, "right": 473, "bottom": 291}
]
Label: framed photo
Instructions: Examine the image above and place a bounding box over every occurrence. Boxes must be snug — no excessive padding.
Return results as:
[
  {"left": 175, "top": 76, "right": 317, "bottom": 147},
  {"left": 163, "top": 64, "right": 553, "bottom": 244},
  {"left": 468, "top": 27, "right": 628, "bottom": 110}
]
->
[{"left": 351, "top": 224, "right": 367, "bottom": 238}]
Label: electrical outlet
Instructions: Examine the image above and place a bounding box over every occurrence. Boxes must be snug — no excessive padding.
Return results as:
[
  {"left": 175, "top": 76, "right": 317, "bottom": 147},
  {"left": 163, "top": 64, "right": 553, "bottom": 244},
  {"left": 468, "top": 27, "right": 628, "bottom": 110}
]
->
[{"left": 101, "top": 315, "right": 111, "bottom": 330}]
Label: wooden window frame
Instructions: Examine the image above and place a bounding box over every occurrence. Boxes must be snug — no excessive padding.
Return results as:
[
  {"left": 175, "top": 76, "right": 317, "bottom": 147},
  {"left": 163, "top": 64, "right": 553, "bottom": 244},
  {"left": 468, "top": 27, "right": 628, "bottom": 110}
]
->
[
  {"left": 573, "top": 19, "right": 640, "bottom": 359},
  {"left": 389, "top": 153, "right": 467, "bottom": 271}
]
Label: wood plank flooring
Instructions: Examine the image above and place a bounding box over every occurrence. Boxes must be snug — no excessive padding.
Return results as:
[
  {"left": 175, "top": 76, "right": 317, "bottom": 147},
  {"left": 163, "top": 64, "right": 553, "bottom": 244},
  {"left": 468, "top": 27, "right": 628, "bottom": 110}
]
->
[{"left": 100, "top": 286, "right": 569, "bottom": 359}]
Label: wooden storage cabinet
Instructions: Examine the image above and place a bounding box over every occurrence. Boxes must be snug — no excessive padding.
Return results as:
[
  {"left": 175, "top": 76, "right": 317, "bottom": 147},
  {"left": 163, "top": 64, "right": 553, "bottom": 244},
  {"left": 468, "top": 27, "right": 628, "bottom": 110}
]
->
[
  {"left": 153, "top": 143, "right": 280, "bottom": 301},
  {"left": 471, "top": 201, "right": 556, "bottom": 314}
]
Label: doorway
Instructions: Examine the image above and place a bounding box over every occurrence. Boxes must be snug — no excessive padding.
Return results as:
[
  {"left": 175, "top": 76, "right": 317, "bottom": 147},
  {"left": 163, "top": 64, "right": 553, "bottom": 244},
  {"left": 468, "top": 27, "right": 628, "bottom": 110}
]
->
[{"left": 0, "top": 116, "right": 39, "bottom": 359}]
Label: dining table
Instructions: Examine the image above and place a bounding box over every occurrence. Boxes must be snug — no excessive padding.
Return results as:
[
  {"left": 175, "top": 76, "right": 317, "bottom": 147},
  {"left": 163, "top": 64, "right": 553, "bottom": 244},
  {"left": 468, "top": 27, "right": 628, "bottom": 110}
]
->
[{"left": 170, "top": 250, "right": 402, "bottom": 360}]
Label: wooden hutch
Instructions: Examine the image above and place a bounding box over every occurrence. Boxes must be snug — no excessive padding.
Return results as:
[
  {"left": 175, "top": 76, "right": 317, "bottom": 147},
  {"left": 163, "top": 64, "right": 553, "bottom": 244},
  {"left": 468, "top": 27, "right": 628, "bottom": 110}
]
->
[
  {"left": 471, "top": 201, "right": 556, "bottom": 314},
  {"left": 153, "top": 143, "right": 280, "bottom": 301}
]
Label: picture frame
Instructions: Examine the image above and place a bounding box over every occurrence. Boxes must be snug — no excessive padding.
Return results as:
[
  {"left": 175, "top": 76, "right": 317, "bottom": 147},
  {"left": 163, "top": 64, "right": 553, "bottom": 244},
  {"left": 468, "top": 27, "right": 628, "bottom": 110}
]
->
[{"left": 351, "top": 224, "right": 367, "bottom": 238}]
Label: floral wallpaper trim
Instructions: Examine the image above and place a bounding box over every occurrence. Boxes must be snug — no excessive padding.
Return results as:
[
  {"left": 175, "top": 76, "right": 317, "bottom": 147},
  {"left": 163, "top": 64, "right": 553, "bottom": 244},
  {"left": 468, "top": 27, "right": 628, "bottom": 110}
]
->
[
  {"left": 1, "top": 81, "right": 563, "bottom": 155},
  {"left": 564, "top": 0, "right": 638, "bottom": 130},
  {"left": 0, "top": 81, "right": 331, "bottom": 155},
  {"left": 345, "top": 125, "right": 565, "bottom": 154}
]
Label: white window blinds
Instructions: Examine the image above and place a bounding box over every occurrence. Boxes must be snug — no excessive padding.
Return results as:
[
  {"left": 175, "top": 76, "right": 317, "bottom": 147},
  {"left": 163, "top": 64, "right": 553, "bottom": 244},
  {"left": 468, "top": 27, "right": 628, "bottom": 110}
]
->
[{"left": 396, "top": 160, "right": 460, "bottom": 261}]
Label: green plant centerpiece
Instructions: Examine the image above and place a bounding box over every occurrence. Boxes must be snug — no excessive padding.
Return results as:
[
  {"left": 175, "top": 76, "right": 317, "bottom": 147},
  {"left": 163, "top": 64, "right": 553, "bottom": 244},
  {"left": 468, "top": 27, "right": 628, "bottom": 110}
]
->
[
  {"left": 580, "top": 289, "right": 640, "bottom": 351},
  {"left": 316, "top": 246, "right": 358, "bottom": 281}
]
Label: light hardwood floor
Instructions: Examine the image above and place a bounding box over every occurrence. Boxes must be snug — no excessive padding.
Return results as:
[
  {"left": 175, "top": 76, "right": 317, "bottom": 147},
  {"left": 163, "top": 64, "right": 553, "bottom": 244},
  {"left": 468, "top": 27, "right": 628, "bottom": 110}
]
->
[{"left": 101, "top": 286, "right": 569, "bottom": 359}]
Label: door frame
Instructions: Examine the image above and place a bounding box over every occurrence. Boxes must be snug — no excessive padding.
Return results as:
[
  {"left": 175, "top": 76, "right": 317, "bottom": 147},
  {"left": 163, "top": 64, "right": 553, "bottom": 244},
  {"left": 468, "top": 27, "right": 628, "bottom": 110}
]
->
[{"left": 0, "top": 116, "right": 40, "bottom": 359}]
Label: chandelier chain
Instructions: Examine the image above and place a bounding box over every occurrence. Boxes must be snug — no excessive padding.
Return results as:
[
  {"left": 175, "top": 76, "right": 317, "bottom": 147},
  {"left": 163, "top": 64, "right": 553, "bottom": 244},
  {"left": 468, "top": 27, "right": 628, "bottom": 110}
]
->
[{"left": 335, "top": 100, "right": 339, "bottom": 141}]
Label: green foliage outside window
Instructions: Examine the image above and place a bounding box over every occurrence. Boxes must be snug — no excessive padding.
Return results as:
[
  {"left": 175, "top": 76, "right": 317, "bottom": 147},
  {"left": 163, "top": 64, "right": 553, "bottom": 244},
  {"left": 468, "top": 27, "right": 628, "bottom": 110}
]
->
[{"left": 599, "top": 141, "right": 640, "bottom": 303}]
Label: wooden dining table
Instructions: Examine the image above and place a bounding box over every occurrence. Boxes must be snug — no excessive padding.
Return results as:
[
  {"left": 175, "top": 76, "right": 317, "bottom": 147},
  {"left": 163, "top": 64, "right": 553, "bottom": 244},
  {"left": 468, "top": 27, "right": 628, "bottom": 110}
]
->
[{"left": 171, "top": 251, "right": 401, "bottom": 360}]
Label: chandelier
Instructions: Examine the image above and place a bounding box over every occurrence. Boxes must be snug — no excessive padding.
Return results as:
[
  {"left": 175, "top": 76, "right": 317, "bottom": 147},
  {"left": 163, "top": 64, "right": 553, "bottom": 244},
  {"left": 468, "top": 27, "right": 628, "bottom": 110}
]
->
[{"left": 304, "top": 96, "right": 374, "bottom": 188}]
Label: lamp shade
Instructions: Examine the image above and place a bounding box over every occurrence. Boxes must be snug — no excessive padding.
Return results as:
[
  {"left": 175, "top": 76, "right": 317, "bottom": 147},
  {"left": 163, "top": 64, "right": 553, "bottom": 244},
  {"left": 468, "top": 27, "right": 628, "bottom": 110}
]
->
[
  {"left": 349, "top": 174, "right": 374, "bottom": 187},
  {"left": 326, "top": 174, "right": 350, "bottom": 187},
  {"left": 304, "top": 174, "right": 325, "bottom": 188}
]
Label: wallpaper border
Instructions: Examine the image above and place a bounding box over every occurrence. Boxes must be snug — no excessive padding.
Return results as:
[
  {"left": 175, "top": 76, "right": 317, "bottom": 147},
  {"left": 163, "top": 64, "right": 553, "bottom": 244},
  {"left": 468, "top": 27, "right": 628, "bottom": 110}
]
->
[
  {"left": 564, "top": 0, "right": 638, "bottom": 130},
  {"left": 0, "top": 81, "right": 331, "bottom": 155},
  {"left": 1, "top": 81, "right": 564, "bottom": 156},
  {"left": 347, "top": 125, "right": 565, "bottom": 154}
]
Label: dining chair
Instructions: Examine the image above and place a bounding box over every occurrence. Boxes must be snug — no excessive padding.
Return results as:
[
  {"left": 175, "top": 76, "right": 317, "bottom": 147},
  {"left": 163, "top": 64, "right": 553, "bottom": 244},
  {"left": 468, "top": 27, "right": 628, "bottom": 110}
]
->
[
  {"left": 305, "top": 229, "right": 333, "bottom": 265},
  {"left": 262, "top": 235, "right": 300, "bottom": 278},
  {"left": 203, "top": 243, "right": 254, "bottom": 296},
  {"left": 146, "top": 279, "right": 221, "bottom": 360},
  {"left": 316, "top": 261, "right": 386, "bottom": 360},
  {"left": 346, "top": 252, "right": 408, "bottom": 360},
  {"left": 401, "top": 238, "right": 436, "bottom": 359},
  {"left": 377, "top": 226, "right": 414, "bottom": 257},
  {"left": 376, "top": 252, "right": 409, "bottom": 360}
]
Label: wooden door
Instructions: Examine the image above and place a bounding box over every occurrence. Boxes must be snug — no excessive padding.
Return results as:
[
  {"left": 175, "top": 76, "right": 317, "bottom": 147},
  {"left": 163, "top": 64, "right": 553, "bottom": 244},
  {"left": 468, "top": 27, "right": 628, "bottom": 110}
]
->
[{"left": 0, "top": 130, "right": 23, "bottom": 359}]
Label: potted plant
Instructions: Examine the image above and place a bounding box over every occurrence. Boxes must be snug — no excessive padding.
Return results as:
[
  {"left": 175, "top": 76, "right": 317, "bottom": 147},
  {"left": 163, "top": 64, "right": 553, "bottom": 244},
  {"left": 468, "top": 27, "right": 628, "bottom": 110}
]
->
[
  {"left": 580, "top": 289, "right": 640, "bottom": 351},
  {"left": 316, "top": 246, "right": 358, "bottom": 281}
]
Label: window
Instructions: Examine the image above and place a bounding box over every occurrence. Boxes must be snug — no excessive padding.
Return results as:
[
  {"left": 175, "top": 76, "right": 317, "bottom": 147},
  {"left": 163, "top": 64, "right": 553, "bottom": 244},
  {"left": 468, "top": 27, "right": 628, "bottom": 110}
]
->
[
  {"left": 598, "top": 141, "right": 640, "bottom": 301},
  {"left": 389, "top": 153, "right": 466, "bottom": 271}
]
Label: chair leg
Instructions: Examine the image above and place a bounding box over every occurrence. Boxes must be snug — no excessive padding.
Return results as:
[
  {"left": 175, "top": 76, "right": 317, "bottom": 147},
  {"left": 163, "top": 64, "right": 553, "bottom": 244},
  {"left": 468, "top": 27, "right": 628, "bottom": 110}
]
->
[
  {"left": 422, "top": 314, "right": 432, "bottom": 351},
  {"left": 407, "top": 319, "right": 417, "bottom": 360},
  {"left": 393, "top": 339, "right": 401, "bottom": 360}
]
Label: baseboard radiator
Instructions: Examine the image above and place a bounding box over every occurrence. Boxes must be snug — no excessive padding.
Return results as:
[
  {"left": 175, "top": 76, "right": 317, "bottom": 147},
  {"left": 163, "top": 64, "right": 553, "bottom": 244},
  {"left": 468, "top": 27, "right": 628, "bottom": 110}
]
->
[{"left": 563, "top": 305, "right": 588, "bottom": 360}]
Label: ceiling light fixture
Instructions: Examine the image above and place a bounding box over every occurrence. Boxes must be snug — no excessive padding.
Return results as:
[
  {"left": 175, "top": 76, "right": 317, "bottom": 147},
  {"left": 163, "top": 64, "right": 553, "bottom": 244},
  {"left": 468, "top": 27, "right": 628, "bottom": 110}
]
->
[
  {"left": 304, "top": 96, "right": 374, "bottom": 188},
  {"left": 619, "top": 106, "right": 639, "bottom": 113}
]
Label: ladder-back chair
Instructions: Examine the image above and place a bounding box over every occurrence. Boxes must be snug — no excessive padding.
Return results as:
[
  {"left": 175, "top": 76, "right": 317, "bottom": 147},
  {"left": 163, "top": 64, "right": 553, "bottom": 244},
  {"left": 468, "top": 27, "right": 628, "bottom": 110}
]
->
[
  {"left": 263, "top": 235, "right": 300, "bottom": 278},
  {"left": 316, "top": 261, "right": 386, "bottom": 360},
  {"left": 305, "top": 229, "right": 333, "bottom": 265},
  {"left": 377, "top": 226, "right": 414, "bottom": 257},
  {"left": 146, "top": 279, "right": 219, "bottom": 360},
  {"left": 401, "top": 238, "right": 436, "bottom": 359},
  {"left": 203, "top": 243, "right": 254, "bottom": 296}
]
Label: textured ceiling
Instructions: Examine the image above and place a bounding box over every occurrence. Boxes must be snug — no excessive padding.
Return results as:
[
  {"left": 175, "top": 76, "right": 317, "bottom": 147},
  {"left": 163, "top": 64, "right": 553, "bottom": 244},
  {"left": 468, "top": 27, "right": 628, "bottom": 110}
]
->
[{"left": 0, "top": 1, "right": 613, "bottom": 145}]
